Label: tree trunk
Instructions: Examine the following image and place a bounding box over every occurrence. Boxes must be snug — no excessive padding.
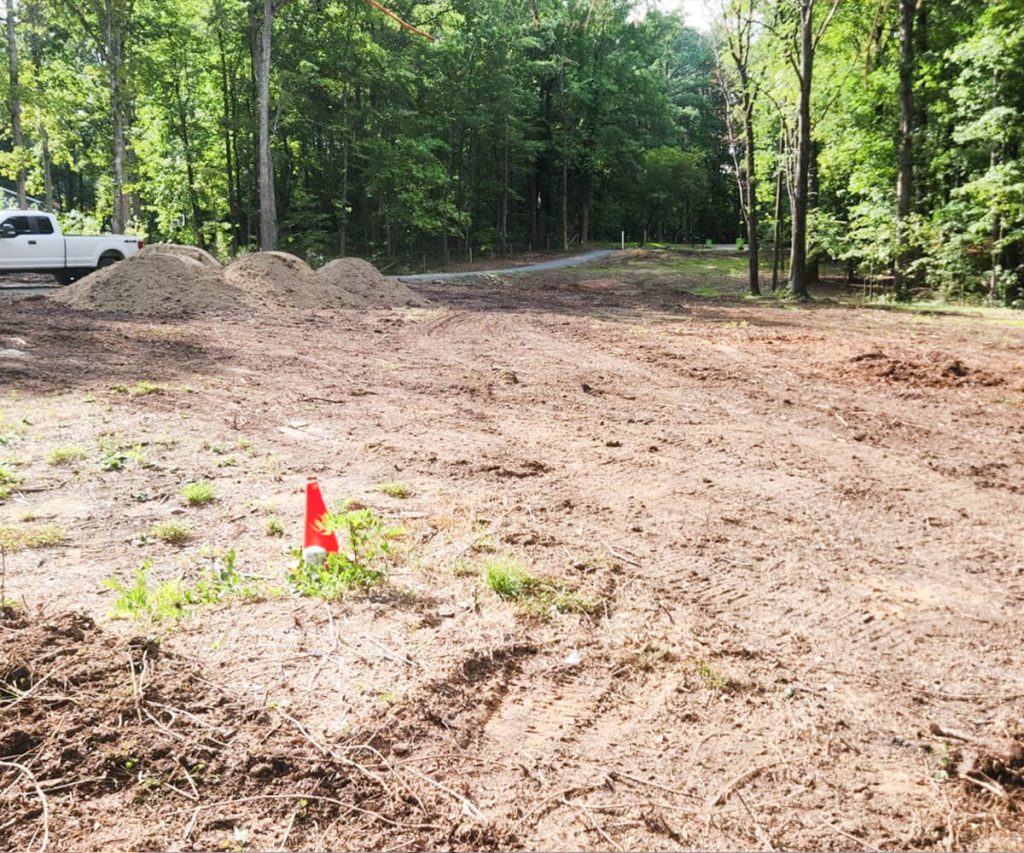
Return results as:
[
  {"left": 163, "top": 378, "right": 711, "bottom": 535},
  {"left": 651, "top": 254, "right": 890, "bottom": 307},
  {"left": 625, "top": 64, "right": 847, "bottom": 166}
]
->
[
  {"left": 217, "top": 30, "right": 239, "bottom": 254},
  {"left": 771, "top": 149, "right": 783, "bottom": 292},
  {"left": 741, "top": 77, "right": 760, "bottom": 295},
  {"left": 256, "top": 0, "right": 277, "bottom": 250},
  {"left": 104, "top": 1, "right": 127, "bottom": 233},
  {"left": 6, "top": 0, "right": 25, "bottom": 208},
  {"left": 894, "top": 0, "right": 915, "bottom": 299},
  {"left": 40, "top": 126, "right": 54, "bottom": 210},
  {"left": 174, "top": 74, "right": 204, "bottom": 250},
  {"left": 788, "top": 2, "right": 814, "bottom": 300}
]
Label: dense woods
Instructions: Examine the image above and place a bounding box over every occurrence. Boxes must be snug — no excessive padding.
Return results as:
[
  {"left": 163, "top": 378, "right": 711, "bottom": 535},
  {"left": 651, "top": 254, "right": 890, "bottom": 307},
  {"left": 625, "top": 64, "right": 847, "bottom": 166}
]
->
[{"left": 0, "top": 0, "right": 1022, "bottom": 301}]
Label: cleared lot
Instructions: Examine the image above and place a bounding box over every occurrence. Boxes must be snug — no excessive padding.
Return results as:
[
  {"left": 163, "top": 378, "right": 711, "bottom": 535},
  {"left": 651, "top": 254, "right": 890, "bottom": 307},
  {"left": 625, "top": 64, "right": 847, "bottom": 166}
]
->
[{"left": 2, "top": 251, "right": 1023, "bottom": 850}]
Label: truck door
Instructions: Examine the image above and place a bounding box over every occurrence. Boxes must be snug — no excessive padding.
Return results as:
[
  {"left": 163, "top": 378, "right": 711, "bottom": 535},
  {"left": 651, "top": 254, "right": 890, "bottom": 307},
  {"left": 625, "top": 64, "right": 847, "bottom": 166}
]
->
[
  {"left": 0, "top": 214, "right": 64, "bottom": 271},
  {"left": 28, "top": 215, "right": 64, "bottom": 269}
]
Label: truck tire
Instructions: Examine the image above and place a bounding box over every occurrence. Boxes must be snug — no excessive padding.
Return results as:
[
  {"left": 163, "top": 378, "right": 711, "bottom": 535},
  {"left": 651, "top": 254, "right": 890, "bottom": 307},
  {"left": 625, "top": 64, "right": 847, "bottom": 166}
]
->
[
  {"left": 97, "top": 251, "right": 123, "bottom": 268},
  {"left": 55, "top": 270, "right": 82, "bottom": 286}
]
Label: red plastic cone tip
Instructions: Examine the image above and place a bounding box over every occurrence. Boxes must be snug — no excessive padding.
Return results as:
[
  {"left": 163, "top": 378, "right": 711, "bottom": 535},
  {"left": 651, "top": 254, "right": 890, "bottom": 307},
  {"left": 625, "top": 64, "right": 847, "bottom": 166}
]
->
[{"left": 304, "top": 476, "right": 340, "bottom": 553}]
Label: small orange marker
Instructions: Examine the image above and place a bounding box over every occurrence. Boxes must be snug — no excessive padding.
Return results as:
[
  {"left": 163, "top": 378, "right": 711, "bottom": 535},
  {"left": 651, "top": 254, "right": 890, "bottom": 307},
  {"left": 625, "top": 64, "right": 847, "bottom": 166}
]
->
[{"left": 304, "top": 476, "right": 339, "bottom": 558}]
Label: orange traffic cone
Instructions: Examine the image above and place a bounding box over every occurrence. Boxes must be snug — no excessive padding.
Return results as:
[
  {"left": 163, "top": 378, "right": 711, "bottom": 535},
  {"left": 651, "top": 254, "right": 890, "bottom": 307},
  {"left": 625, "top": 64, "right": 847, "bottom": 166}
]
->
[{"left": 304, "top": 476, "right": 339, "bottom": 554}]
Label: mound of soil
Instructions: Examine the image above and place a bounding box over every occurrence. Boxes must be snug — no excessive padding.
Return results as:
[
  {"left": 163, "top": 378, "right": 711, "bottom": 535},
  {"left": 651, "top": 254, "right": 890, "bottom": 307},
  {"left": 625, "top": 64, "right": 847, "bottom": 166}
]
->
[
  {"left": 49, "top": 253, "right": 246, "bottom": 316},
  {"left": 0, "top": 610, "right": 462, "bottom": 851},
  {"left": 223, "top": 251, "right": 327, "bottom": 309},
  {"left": 848, "top": 350, "right": 1006, "bottom": 387},
  {"left": 317, "top": 257, "right": 428, "bottom": 308},
  {"left": 139, "top": 242, "right": 222, "bottom": 269}
]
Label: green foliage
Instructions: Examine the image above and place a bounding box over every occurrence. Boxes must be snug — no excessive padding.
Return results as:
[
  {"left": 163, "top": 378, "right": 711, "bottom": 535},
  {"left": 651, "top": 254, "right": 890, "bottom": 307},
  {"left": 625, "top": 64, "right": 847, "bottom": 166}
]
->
[
  {"left": 287, "top": 504, "right": 402, "bottom": 599},
  {"left": 105, "top": 550, "right": 251, "bottom": 624},
  {"left": 105, "top": 562, "right": 190, "bottom": 623},
  {"left": 181, "top": 481, "right": 216, "bottom": 506},
  {"left": 0, "top": 464, "right": 16, "bottom": 501},
  {"left": 265, "top": 516, "right": 285, "bottom": 538}
]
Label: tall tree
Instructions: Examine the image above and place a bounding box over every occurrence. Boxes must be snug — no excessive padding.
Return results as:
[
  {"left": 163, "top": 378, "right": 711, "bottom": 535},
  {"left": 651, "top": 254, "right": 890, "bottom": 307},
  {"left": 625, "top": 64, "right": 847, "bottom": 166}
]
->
[
  {"left": 6, "top": 0, "right": 26, "bottom": 207},
  {"left": 893, "top": 0, "right": 916, "bottom": 298},
  {"left": 717, "top": 0, "right": 761, "bottom": 295}
]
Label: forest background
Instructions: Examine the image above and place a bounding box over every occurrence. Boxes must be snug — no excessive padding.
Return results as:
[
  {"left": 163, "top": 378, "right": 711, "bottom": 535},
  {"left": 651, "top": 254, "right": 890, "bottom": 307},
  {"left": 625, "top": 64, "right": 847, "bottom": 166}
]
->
[{"left": 0, "top": 0, "right": 1021, "bottom": 304}]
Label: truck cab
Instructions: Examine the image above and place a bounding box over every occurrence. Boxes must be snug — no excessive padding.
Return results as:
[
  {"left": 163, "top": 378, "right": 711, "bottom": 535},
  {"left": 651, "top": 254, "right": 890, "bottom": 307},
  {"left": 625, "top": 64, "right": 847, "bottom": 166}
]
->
[{"left": 0, "top": 210, "right": 144, "bottom": 284}]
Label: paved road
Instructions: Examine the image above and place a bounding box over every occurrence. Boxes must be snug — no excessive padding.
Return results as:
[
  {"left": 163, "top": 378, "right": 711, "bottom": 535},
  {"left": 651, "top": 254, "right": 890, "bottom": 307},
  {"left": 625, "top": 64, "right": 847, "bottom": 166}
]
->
[{"left": 394, "top": 248, "right": 614, "bottom": 283}]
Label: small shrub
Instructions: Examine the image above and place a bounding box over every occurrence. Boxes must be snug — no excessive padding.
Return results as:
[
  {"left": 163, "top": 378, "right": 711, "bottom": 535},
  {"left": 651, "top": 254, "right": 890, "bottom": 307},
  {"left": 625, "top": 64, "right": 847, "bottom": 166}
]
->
[
  {"left": 46, "top": 446, "right": 88, "bottom": 465},
  {"left": 375, "top": 482, "right": 411, "bottom": 498},
  {"left": 181, "top": 481, "right": 216, "bottom": 506},
  {"left": 151, "top": 522, "right": 193, "bottom": 546},
  {"left": 265, "top": 517, "right": 285, "bottom": 538},
  {"left": 287, "top": 504, "right": 402, "bottom": 599}
]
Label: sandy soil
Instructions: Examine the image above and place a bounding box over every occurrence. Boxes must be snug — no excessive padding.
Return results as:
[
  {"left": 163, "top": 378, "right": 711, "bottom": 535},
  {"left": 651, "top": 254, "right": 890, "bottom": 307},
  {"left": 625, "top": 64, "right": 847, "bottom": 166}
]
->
[{"left": 1, "top": 256, "right": 1023, "bottom": 851}]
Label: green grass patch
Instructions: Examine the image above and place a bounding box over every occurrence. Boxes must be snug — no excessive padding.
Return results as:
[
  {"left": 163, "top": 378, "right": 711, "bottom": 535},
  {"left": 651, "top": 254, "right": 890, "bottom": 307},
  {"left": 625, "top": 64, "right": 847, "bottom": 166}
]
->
[
  {"left": 0, "top": 523, "right": 68, "bottom": 552},
  {"left": 482, "top": 555, "right": 596, "bottom": 617},
  {"left": 46, "top": 445, "right": 89, "bottom": 466},
  {"left": 375, "top": 482, "right": 412, "bottom": 498},
  {"left": 265, "top": 516, "right": 285, "bottom": 538},
  {"left": 181, "top": 481, "right": 216, "bottom": 506},
  {"left": 150, "top": 521, "right": 193, "bottom": 546}
]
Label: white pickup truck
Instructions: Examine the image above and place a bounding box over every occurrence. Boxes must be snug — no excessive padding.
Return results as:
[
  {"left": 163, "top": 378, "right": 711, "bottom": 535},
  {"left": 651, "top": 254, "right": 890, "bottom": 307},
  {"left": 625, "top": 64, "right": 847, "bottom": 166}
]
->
[{"left": 0, "top": 210, "right": 143, "bottom": 285}]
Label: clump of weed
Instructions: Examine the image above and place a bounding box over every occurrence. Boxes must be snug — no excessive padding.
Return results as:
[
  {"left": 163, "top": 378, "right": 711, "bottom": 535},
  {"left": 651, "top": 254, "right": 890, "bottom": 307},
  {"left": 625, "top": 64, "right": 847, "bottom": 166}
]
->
[
  {"left": 0, "top": 523, "right": 67, "bottom": 552},
  {"left": 151, "top": 522, "right": 193, "bottom": 546},
  {"left": 100, "top": 451, "right": 129, "bottom": 471},
  {"left": 181, "top": 481, "right": 216, "bottom": 506},
  {"left": 265, "top": 517, "right": 285, "bottom": 538},
  {"left": 0, "top": 463, "right": 17, "bottom": 501},
  {"left": 450, "top": 557, "right": 478, "bottom": 577},
  {"left": 46, "top": 445, "right": 89, "bottom": 466},
  {"left": 191, "top": 549, "right": 250, "bottom": 603},
  {"left": 112, "top": 381, "right": 165, "bottom": 397},
  {"left": 482, "top": 555, "right": 596, "bottom": 617},
  {"left": 105, "top": 561, "right": 189, "bottom": 623},
  {"left": 287, "top": 503, "right": 402, "bottom": 599},
  {"left": 696, "top": 661, "right": 730, "bottom": 692},
  {"left": 105, "top": 550, "right": 253, "bottom": 625},
  {"left": 375, "top": 482, "right": 412, "bottom": 499}
]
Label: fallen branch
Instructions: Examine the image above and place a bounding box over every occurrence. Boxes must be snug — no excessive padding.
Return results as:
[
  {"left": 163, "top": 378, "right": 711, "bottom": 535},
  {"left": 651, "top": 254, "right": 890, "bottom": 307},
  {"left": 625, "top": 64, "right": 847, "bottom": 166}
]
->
[{"left": 708, "top": 762, "right": 776, "bottom": 808}]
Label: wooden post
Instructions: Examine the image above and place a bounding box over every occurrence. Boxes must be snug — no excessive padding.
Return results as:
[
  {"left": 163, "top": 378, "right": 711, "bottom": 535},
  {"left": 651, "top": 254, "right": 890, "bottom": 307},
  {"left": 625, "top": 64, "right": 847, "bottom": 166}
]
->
[{"left": 621, "top": 231, "right": 625, "bottom": 251}]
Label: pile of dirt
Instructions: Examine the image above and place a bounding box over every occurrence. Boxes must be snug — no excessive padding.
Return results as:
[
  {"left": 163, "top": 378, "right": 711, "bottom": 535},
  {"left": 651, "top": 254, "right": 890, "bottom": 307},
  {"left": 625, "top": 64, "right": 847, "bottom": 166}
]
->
[
  {"left": 49, "top": 253, "right": 246, "bottom": 316},
  {"left": 139, "top": 242, "right": 222, "bottom": 269},
  {"left": 847, "top": 350, "right": 1006, "bottom": 388},
  {"left": 224, "top": 251, "right": 331, "bottom": 309},
  {"left": 317, "top": 257, "right": 428, "bottom": 307},
  {"left": 0, "top": 610, "right": 457, "bottom": 850}
]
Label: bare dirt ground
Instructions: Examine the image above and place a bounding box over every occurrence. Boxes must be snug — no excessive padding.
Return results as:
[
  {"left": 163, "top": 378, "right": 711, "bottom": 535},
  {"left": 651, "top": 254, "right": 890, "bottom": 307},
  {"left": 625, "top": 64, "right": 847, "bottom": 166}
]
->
[{"left": 2, "top": 251, "right": 1023, "bottom": 851}]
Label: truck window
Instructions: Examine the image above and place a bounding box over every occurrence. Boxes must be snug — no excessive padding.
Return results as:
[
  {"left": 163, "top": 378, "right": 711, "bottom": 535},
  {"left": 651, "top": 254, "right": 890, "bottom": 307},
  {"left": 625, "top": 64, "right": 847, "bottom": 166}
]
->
[
  {"left": 2, "top": 216, "right": 31, "bottom": 235},
  {"left": 30, "top": 216, "right": 54, "bottom": 235}
]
